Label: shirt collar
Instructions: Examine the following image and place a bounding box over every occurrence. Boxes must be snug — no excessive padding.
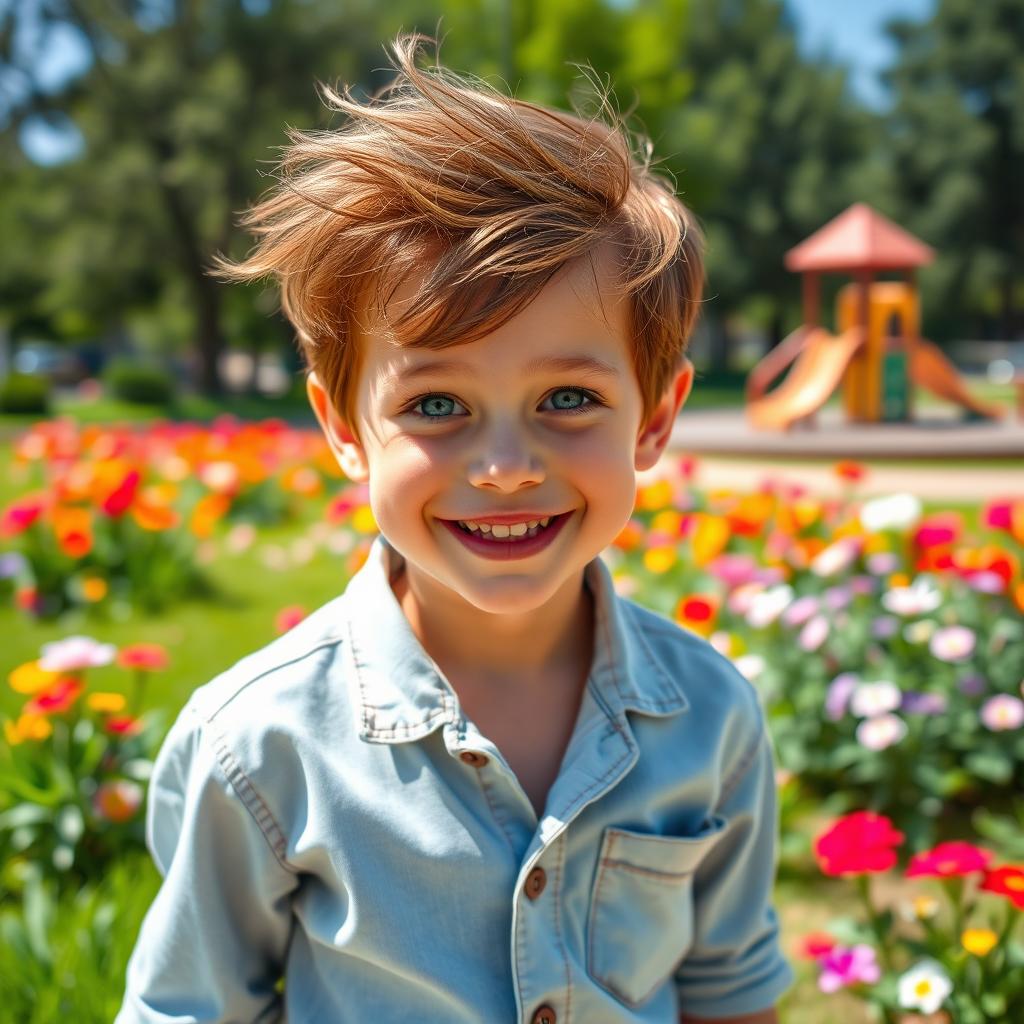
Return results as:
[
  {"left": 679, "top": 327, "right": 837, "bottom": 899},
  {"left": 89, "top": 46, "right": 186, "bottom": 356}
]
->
[{"left": 343, "top": 535, "right": 690, "bottom": 744}]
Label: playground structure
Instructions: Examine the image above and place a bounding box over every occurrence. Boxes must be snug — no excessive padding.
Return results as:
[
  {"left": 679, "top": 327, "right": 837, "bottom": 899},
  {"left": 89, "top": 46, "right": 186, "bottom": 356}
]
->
[{"left": 746, "top": 203, "right": 1005, "bottom": 432}]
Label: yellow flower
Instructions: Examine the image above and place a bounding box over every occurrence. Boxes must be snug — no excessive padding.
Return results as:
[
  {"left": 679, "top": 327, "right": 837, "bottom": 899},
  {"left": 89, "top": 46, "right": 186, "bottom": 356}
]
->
[
  {"left": 643, "top": 545, "right": 677, "bottom": 575},
  {"left": 87, "top": 692, "right": 127, "bottom": 714},
  {"left": 913, "top": 895, "right": 940, "bottom": 919},
  {"left": 351, "top": 505, "right": 378, "bottom": 535},
  {"left": 81, "top": 576, "right": 108, "bottom": 602},
  {"left": 635, "top": 479, "right": 673, "bottom": 511},
  {"left": 649, "top": 509, "right": 683, "bottom": 537},
  {"left": 961, "top": 928, "right": 998, "bottom": 956},
  {"left": 8, "top": 660, "right": 60, "bottom": 695}
]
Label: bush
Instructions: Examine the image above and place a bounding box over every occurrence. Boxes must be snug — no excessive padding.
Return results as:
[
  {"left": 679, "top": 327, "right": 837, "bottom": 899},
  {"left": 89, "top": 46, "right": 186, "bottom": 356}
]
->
[
  {"left": 102, "top": 359, "right": 174, "bottom": 406},
  {"left": 0, "top": 373, "right": 50, "bottom": 415}
]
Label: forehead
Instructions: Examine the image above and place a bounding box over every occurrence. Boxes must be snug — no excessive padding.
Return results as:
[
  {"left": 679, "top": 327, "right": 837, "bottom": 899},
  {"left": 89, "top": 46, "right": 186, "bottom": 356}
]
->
[{"left": 357, "top": 245, "right": 632, "bottom": 381}]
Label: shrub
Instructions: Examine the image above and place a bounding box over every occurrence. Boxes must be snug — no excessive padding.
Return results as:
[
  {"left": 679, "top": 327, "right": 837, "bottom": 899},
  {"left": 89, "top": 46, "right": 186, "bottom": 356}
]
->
[
  {"left": 0, "top": 374, "right": 50, "bottom": 415},
  {"left": 102, "top": 359, "right": 174, "bottom": 406}
]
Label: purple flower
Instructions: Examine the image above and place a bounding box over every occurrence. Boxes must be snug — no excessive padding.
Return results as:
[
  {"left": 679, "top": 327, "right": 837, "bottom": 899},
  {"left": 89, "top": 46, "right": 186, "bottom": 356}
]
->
[
  {"left": 866, "top": 552, "right": 899, "bottom": 575},
  {"left": 871, "top": 616, "right": 899, "bottom": 638},
  {"left": 958, "top": 674, "right": 987, "bottom": 697},
  {"left": 782, "top": 595, "right": 819, "bottom": 628},
  {"left": 818, "top": 943, "right": 881, "bottom": 993},
  {"left": 901, "top": 691, "right": 948, "bottom": 715},
  {"left": 825, "top": 673, "right": 860, "bottom": 721},
  {"left": 850, "top": 574, "right": 876, "bottom": 596},
  {"left": 966, "top": 571, "right": 1004, "bottom": 594},
  {"left": 824, "top": 585, "right": 852, "bottom": 611},
  {"left": 0, "top": 552, "right": 27, "bottom": 579}
]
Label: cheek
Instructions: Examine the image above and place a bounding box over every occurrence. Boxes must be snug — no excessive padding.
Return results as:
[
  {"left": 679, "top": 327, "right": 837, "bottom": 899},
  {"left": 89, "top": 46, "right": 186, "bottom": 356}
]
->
[{"left": 367, "top": 440, "right": 450, "bottom": 526}]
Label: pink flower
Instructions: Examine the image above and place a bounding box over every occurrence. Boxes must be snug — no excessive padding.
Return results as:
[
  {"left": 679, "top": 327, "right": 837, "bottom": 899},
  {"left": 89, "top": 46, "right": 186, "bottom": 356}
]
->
[
  {"left": 980, "top": 694, "right": 1024, "bottom": 732},
  {"left": 39, "top": 635, "right": 117, "bottom": 672},
  {"left": 906, "top": 841, "right": 993, "bottom": 879},
  {"left": 856, "top": 713, "right": 907, "bottom": 750},
  {"left": 275, "top": 605, "right": 307, "bottom": 634},
  {"left": 817, "top": 943, "right": 881, "bottom": 993},
  {"left": 799, "top": 614, "right": 830, "bottom": 652},
  {"left": 782, "top": 595, "right": 819, "bottom": 628},
  {"left": 929, "top": 625, "right": 976, "bottom": 663}
]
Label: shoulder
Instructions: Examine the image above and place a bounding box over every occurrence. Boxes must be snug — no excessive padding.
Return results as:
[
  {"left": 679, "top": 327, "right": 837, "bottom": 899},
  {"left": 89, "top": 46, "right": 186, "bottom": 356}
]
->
[
  {"left": 170, "top": 591, "right": 355, "bottom": 768},
  {"left": 618, "top": 594, "right": 768, "bottom": 761}
]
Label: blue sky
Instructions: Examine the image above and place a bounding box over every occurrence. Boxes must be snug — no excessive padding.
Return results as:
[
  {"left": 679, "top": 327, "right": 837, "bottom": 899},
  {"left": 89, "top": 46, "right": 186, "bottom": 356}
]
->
[{"left": 15, "top": 0, "right": 937, "bottom": 164}]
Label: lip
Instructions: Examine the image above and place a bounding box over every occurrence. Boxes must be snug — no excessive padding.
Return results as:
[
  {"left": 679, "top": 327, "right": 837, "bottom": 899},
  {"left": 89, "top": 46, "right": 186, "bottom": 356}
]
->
[{"left": 438, "top": 511, "right": 573, "bottom": 561}]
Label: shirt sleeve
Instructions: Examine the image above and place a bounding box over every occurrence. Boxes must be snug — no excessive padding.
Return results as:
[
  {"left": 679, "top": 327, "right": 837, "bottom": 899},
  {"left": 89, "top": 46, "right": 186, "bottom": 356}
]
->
[
  {"left": 115, "top": 698, "right": 299, "bottom": 1024},
  {"left": 673, "top": 723, "right": 795, "bottom": 1019}
]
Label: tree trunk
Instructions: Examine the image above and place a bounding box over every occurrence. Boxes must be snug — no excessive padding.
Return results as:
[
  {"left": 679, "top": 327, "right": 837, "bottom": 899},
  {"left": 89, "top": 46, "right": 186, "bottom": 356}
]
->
[
  {"left": 766, "top": 306, "right": 785, "bottom": 353},
  {"left": 193, "top": 276, "right": 224, "bottom": 398}
]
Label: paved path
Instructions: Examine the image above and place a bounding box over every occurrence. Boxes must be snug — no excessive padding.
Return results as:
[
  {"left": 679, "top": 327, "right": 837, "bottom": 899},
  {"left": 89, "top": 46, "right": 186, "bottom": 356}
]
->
[{"left": 663, "top": 455, "right": 1024, "bottom": 500}]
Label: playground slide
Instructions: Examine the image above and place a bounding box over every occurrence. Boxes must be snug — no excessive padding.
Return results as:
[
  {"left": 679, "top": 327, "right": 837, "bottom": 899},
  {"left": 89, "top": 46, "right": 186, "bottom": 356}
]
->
[
  {"left": 747, "top": 327, "right": 864, "bottom": 431},
  {"left": 909, "top": 339, "right": 1005, "bottom": 420}
]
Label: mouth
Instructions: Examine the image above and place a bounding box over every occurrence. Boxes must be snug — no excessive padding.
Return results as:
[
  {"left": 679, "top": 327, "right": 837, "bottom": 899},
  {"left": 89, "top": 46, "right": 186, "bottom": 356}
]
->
[{"left": 437, "top": 511, "right": 573, "bottom": 560}]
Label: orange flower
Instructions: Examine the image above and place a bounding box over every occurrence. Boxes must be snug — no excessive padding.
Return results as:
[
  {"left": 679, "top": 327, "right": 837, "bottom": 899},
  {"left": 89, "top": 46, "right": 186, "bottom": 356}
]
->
[
  {"left": 52, "top": 506, "right": 93, "bottom": 558},
  {"left": 132, "top": 499, "right": 180, "bottom": 532},
  {"left": 93, "top": 779, "right": 143, "bottom": 823},
  {"left": 612, "top": 518, "right": 645, "bottom": 552},
  {"left": 24, "top": 676, "right": 84, "bottom": 715},
  {"left": 8, "top": 660, "right": 60, "bottom": 695},
  {"left": 979, "top": 865, "right": 1024, "bottom": 910},
  {"left": 674, "top": 594, "right": 719, "bottom": 636},
  {"left": 726, "top": 493, "right": 774, "bottom": 538},
  {"left": 189, "top": 493, "right": 231, "bottom": 539},
  {"left": 3, "top": 712, "right": 53, "bottom": 744},
  {"left": 1014, "top": 582, "right": 1024, "bottom": 615},
  {"left": 281, "top": 466, "right": 323, "bottom": 498},
  {"left": 776, "top": 499, "right": 821, "bottom": 535},
  {"left": 91, "top": 459, "right": 141, "bottom": 517},
  {"left": 117, "top": 643, "right": 169, "bottom": 672}
]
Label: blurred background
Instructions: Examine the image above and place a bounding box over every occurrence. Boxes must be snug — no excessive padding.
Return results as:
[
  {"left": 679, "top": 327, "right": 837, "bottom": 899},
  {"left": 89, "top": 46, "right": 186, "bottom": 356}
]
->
[{"left": 1, "top": 0, "right": 1021, "bottom": 417}]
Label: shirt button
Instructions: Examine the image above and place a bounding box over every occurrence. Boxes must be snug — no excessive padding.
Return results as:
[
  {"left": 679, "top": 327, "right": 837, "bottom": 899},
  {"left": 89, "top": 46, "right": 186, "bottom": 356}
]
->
[
  {"left": 459, "top": 750, "right": 489, "bottom": 768},
  {"left": 531, "top": 1005, "right": 556, "bottom": 1024},
  {"left": 524, "top": 866, "right": 547, "bottom": 900}
]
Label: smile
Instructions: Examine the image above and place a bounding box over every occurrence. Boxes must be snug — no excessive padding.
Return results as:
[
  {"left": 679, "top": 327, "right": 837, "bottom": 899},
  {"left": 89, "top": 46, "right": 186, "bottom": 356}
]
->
[{"left": 438, "top": 512, "right": 572, "bottom": 560}]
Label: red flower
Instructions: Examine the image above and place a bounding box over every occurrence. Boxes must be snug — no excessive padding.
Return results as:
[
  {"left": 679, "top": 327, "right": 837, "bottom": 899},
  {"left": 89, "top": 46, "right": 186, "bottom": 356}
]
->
[
  {"left": 834, "top": 461, "right": 867, "bottom": 483},
  {"left": 913, "top": 512, "right": 962, "bottom": 550},
  {"left": 980, "top": 865, "right": 1024, "bottom": 910},
  {"left": 0, "top": 493, "right": 47, "bottom": 537},
  {"left": 983, "top": 500, "right": 1013, "bottom": 532},
  {"left": 906, "top": 841, "right": 993, "bottom": 879},
  {"left": 798, "top": 931, "right": 837, "bottom": 960},
  {"left": 105, "top": 715, "right": 143, "bottom": 736},
  {"left": 116, "top": 643, "right": 169, "bottom": 672},
  {"left": 814, "top": 811, "right": 904, "bottom": 876},
  {"left": 275, "top": 605, "right": 307, "bottom": 634},
  {"left": 100, "top": 468, "right": 141, "bottom": 517},
  {"left": 24, "top": 676, "right": 84, "bottom": 715}
]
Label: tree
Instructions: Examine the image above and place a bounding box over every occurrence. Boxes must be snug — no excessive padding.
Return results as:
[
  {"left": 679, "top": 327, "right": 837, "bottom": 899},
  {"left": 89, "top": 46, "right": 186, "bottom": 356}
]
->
[{"left": 882, "top": 0, "right": 1024, "bottom": 341}]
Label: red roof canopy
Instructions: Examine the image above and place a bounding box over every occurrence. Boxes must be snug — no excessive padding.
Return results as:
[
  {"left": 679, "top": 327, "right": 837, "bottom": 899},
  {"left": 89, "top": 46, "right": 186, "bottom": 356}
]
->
[{"left": 785, "top": 202, "right": 935, "bottom": 273}]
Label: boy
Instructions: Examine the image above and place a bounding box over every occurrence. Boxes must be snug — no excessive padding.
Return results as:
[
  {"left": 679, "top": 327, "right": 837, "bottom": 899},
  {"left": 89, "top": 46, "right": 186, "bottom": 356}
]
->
[{"left": 117, "top": 36, "right": 794, "bottom": 1024}]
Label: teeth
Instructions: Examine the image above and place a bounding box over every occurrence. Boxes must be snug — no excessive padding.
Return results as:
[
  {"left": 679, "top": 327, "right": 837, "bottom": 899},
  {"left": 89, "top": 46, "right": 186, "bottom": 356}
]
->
[{"left": 453, "top": 515, "right": 560, "bottom": 540}]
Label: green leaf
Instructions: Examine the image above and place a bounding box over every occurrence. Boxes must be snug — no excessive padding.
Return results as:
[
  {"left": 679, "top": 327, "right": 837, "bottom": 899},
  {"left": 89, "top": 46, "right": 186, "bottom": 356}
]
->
[{"left": 964, "top": 750, "right": 1013, "bottom": 784}]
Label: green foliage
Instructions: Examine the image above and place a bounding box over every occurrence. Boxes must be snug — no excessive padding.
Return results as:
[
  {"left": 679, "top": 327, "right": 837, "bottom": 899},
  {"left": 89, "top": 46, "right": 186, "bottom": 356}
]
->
[
  {"left": 0, "top": 373, "right": 50, "bottom": 416},
  {"left": 102, "top": 359, "right": 175, "bottom": 407}
]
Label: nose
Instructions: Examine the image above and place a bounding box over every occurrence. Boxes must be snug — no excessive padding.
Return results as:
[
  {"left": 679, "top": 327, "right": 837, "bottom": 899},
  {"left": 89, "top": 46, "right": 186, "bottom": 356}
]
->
[{"left": 466, "top": 421, "right": 545, "bottom": 492}]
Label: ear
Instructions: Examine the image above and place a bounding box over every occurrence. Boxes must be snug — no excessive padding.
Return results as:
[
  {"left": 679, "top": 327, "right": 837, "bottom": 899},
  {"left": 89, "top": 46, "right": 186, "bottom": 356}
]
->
[
  {"left": 306, "top": 371, "right": 370, "bottom": 483},
  {"left": 634, "top": 357, "right": 693, "bottom": 472}
]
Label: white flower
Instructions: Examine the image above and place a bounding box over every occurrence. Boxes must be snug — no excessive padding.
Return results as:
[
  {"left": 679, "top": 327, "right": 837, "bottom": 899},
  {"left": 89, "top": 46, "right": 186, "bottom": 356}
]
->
[
  {"left": 856, "top": 714, "right": 908, "bottom": 750},
  {"left": 860, "top": 493, "right": 922, "bottom": 534},
  {"left": 746, "top": 584, "right": 794, "bottom": 628},
  {"left": 882, "top": 577, "right": 943, "bottom": 616},
  {"left": 980, "top": 694, "right": 1024, "bottom": 731},
  {"left": 850, "top": 681, "right": 902, "bottom": 717},
  {"left": 897, "top": 960, "right": 952, "bottom": 1015},
  {"left": 38, "top": 636, "right": 117, "bottom": 672},
  {"left": 810, "top": 538, "right": 860, "bottom": 578},
  {"left": 732, "top": 654, "right": 766, "bottom": 681},
  {"left": 903, "top": 619, "right": 936, "bottom": 645}
]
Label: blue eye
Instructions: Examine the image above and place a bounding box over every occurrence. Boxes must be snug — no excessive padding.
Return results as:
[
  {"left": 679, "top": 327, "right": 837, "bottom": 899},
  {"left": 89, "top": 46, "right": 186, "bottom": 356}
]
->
[{"left": 405, "top": 386, "right": 601, "bottom": 420}]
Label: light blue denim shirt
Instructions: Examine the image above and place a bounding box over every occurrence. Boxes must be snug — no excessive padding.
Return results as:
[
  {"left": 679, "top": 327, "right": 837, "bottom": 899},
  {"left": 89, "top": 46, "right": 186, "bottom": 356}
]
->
[{"left": 117, "top": 534, "right": 793, "bottom": 1023}]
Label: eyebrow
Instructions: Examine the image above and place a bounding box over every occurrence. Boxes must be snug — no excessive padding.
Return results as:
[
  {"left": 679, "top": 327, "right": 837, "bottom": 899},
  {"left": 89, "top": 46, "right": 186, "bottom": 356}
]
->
[{"left": 386, "top": 354, "right": 621, "bottom": 387}]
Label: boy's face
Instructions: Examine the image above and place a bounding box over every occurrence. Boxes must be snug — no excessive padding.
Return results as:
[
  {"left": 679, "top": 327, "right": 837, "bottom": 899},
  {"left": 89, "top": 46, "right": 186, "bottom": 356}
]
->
[{"left": 308, "top": 248, "right": 692, "bottom": 617}]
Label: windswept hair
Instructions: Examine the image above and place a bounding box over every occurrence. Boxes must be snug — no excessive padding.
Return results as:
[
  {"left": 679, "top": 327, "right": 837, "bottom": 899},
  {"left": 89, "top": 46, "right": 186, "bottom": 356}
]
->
[{"left": 214, "top": 35, "right": 704, "bottom": 433}]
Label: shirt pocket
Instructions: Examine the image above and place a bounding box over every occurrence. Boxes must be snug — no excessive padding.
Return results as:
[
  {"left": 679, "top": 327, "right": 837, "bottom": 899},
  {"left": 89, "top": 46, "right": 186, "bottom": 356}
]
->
[{"left": 586, "top": 816, "right": 728, "bottom": 1008}]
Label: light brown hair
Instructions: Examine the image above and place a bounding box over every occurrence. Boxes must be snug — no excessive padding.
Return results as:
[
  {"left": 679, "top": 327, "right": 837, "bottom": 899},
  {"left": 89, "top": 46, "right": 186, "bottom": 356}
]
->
[{"left": 214, "top": 35, "right": 704, "bottom": 435}]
